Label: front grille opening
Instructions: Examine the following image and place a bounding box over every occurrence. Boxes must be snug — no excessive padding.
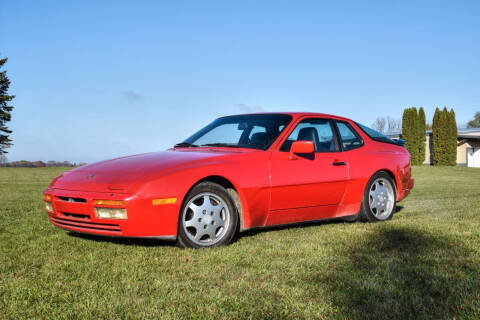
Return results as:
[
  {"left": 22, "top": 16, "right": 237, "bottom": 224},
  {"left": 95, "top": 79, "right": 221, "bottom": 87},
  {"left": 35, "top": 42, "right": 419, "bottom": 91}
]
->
[
  {"left": 58, "top": 196, "right": 87, "bottom": 203},
  {"left": 61, "top": 212, "right": 91, "bottom": 220},
  {"left": 52, "top": 217, "right": 121, "bottom": 233}
]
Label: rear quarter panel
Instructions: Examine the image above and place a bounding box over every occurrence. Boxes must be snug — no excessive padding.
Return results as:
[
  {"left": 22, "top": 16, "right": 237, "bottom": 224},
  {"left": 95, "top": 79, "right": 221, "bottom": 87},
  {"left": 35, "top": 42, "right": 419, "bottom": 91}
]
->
[{"left": 339, "top": 127, "right": 412, "bottom": 216}]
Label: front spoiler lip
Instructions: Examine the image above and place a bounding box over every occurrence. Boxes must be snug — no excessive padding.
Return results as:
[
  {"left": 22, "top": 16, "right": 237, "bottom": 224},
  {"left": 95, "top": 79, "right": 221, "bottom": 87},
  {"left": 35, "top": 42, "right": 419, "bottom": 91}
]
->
[{"left": 53, "top": 223, "right": 177, "bottom": 241}]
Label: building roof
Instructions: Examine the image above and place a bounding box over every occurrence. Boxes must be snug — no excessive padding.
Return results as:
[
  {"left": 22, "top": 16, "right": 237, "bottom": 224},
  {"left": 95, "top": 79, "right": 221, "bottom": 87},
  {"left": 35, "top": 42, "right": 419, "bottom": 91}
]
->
[
  {"left": 458, "top": 134, "right": 480, "bottom": 140},
  {"left": 387, "top": 128, "right": 480, "bottom": 139},
  {"left": 458, "top": 128, "right": 480, "bottom": 133}
]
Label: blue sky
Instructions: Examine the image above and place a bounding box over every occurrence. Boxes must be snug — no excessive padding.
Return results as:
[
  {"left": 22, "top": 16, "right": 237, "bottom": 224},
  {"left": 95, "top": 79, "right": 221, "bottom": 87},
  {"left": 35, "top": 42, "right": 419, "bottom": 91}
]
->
[{"left": 2, "top": 0, "right": 479, "bottom": 162}]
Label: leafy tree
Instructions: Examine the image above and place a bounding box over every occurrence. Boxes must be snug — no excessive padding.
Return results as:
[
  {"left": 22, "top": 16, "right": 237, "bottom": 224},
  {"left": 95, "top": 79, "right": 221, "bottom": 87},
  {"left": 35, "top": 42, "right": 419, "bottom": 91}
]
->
[
  {"left": 0, "top": 57, "right": 15, "bottom": 154},
  {"left": 467, "top": 112, "right": 480, "bottom": 128}
]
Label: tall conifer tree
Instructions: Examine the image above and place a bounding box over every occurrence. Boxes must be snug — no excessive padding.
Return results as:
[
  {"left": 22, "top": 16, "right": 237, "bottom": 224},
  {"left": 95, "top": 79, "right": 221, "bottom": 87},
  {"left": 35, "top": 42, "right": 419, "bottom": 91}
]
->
[
  {"left": 448, "top": 109, "right": 457, "bottom": 166},
  {"left": 417, "top": 107, "right": 426, "bottom": 165},
  {"left": 0, "top": 57, "right": 15, "bottom": 154},
  {"left": 402, "top": 108, "right": 414, "bottom": 160},
  {"left": 432, "top": 107, "right": 442, "bottom": 165},
  {"left": 411, "top": 107, "right": 420, "bottom": 164},
  {"left": 402, "top": 107, "right": 422, "bottom": 164}
]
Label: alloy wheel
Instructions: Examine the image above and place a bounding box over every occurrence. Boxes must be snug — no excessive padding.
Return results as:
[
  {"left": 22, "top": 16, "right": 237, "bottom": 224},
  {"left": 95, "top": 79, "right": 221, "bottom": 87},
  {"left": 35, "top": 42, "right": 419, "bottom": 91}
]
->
[
  {"left": 368, "top": 178, "right": 395, "bottom": 220},
  {"left": 182, "top": 192, "right": 231, "bottom": 246}
]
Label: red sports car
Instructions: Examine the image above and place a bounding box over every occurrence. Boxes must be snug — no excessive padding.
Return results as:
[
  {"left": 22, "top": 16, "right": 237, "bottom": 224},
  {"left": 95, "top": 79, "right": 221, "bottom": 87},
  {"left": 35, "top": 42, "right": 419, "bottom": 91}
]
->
[{"left": 43, "top": 112, "right": 414, "bottom": 248}]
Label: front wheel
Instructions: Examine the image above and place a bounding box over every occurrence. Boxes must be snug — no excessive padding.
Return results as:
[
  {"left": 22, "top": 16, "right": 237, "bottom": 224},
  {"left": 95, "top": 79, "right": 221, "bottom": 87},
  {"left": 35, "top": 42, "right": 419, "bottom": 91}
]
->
[
  {"left": 359, "top": 172, "right": 397, "bottom": 222},
  {"left": 177, "top": 182, "right": 238, "bottom": 248}
]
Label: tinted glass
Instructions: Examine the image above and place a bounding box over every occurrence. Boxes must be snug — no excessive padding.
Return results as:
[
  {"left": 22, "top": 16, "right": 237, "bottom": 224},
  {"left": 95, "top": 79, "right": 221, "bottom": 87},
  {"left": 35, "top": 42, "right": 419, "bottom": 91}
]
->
[
  {"left": 336, "top": 122, "right": 364, "bottom": 150},
  {"left": 183, "top": 114, "right": 292, "bottom": 150},
  {"left": 280, "top": 119, "right": 339, "bottom": 152},
  {"left": 356, "top": 122, "right": 397, "bottom": 144},
  {"left": 194, "top": 123, "right": 244, "bottom": 145}
]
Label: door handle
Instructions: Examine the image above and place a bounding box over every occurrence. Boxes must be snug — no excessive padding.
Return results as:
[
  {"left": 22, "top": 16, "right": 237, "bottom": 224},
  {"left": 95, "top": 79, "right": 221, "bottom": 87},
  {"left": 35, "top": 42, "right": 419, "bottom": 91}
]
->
[{"left": 332, "top": 161, "right": 346, "bottom": 166}]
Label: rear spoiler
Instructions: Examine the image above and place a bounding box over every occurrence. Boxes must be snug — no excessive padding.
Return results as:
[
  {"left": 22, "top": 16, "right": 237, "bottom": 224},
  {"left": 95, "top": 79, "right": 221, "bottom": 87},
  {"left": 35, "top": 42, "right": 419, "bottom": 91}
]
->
[{"left": 392, "top": 139, "right": 406, "bottom": 147}]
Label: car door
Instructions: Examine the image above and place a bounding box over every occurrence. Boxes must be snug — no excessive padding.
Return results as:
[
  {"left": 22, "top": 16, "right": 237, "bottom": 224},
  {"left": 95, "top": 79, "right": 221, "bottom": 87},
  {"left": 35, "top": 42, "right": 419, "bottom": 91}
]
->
[{"left": 269, "top": 118, "right": 348, "bottom": 213}]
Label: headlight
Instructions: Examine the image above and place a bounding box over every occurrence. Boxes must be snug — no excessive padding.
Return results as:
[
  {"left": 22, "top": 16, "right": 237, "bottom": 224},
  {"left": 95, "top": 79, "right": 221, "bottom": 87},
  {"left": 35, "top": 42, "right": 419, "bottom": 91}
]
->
[
  {"left": 94, "top": 207, "right": 128, "bottom": 220},
  {"left": 44, "top": 202, "right": 53, "bottom": 214}
]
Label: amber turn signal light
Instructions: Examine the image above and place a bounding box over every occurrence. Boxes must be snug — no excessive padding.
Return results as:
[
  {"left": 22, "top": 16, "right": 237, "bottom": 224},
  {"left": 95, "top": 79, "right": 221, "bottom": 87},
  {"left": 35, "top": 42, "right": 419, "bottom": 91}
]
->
[
  {"left": 152, "top": 198, "right": 177, "bottom": 205},
  {"left": 43, "top": 194, "right": 52, "bottom": 201},
  {"left": 93, "top": 199, "right": 125, "bottom": 206}
]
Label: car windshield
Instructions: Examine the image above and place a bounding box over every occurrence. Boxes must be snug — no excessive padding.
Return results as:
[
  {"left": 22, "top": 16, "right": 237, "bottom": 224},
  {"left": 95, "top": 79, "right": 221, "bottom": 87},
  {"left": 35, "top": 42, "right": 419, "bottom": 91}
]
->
[
  {"left": 180, "top": 114, "right": 293, "bottom": 150},
  {"left": 356, "top": 122, "right": 396, "bottom": 144}
]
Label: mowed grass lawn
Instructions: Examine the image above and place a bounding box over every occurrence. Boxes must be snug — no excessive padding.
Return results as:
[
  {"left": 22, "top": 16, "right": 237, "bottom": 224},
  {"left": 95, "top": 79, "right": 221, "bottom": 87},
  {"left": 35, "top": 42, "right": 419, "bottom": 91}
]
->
[{"left": 1, "top": 167, "right": 480, "bottom": 319}]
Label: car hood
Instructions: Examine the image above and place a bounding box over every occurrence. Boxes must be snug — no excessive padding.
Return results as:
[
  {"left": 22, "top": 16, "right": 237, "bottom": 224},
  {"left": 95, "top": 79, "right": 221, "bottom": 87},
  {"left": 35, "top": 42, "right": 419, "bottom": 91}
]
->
[{"left": 49, "top": 149, "right": 253, "bottom": 193}]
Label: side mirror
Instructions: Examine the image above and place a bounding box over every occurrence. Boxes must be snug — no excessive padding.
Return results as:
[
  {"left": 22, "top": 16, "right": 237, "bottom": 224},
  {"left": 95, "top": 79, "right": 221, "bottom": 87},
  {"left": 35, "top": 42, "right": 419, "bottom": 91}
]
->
[{"left": 289, "top": 141, "right": 314, "bottom": 160}]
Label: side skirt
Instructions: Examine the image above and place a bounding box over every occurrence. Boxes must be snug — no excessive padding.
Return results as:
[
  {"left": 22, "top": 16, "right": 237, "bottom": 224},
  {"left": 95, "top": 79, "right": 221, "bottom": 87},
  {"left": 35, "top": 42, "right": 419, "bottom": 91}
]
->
[{"left": 239, "top": 214, "right": 359, "bottom": 233}]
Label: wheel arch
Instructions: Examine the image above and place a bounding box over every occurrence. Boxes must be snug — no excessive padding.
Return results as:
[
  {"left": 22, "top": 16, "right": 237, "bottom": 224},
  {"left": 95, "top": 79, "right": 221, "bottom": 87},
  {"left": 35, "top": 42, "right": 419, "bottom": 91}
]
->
[
  {"left": 183, "top": 175, "right": 245, "bottom": 231},
  {"left": 375, "top": 168, "right": 399, "bottom": 197}
]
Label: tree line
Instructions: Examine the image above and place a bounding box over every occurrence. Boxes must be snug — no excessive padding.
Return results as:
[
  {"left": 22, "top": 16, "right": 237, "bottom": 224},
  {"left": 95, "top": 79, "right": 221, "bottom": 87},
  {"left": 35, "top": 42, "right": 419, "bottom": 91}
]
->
[
  {"left": 0, "top": 159, "right": 86, "bottom": 168},
  {"left": 402, "top": 107, "right": 457, "bottom": 166}
]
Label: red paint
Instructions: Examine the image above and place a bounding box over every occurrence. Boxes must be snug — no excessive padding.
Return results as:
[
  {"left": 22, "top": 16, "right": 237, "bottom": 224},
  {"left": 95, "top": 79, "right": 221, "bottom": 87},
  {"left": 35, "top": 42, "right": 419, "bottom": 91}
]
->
[
  {"left": 289, "top": 141, "right": 314, "bottom": 159},
  {"left": 44, "top": 112, "right": 414, "bottom": 238}
]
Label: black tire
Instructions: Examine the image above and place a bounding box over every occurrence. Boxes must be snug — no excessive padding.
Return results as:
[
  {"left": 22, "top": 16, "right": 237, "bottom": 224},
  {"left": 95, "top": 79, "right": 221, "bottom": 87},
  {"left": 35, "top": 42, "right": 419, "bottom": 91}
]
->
[
  {"left": 341, "top": 214, "right": 359, "bottom": 223},
  {"left": 177, "top": 182, "right": 239, "bottom": 248},
  {"left": 358, "top": 171, "right": 397, "bottom": 222}
]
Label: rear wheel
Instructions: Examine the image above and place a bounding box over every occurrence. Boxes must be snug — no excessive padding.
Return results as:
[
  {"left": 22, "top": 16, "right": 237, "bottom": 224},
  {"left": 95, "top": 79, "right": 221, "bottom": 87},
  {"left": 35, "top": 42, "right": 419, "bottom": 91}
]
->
[
  {"left": 359, "top": 172, "right": 397, "bottom": 222},
  {"left": 177, "top": 182, "right": 238, "bottom": 248}
]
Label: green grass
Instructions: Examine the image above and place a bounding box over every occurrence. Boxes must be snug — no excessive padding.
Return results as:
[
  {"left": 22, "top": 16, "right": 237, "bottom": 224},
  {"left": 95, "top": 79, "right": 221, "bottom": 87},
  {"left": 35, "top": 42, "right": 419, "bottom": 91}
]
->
[{"left": 1, "top": 166, "right": 480, "bottom": 319}]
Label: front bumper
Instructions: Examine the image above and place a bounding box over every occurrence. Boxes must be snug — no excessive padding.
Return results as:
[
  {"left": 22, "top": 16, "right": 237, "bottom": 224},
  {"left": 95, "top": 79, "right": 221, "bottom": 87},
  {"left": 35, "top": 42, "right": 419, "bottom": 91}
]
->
[{"left": 43, "top": 188, "right": 179, "bottom": 239}]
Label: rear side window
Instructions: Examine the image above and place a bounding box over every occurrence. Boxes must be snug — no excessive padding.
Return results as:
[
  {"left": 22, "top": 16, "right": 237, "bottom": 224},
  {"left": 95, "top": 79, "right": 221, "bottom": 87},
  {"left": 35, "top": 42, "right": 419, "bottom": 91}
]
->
[
  {"left": 335, "top": 121, "right": 364, "bottom": 151},
  {"left": 355, "top": 122, "right": 398, "bottom": 145}
]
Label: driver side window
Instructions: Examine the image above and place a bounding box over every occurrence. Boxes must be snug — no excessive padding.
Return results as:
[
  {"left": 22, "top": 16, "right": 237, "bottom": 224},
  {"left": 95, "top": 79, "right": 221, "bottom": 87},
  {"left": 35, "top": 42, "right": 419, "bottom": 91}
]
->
[{"left": 280, "top": 119, "right": 339, "bottom": 152}]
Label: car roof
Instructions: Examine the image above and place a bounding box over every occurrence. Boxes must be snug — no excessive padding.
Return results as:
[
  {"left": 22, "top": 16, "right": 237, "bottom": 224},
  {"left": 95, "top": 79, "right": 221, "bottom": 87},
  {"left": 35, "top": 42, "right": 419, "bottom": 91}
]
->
[{"left": 222, "top": 112, "right": 353, "bottom": 122}]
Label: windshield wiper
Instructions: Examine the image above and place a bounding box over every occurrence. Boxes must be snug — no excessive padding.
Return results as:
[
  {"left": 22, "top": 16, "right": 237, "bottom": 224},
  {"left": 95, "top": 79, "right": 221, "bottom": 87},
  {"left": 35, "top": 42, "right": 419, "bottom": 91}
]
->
[
  {"left": 200, "top": 143, "right": 242, "bottom": 148},
  {"left": 174, "top": 142, "right": 199, "bottom": 148}
]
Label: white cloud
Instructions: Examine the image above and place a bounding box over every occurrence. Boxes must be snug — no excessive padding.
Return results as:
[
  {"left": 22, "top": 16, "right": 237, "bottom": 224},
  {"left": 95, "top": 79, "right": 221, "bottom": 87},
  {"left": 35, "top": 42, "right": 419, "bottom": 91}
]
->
[
  {"left": 121, "top": 90, "right": 142, "bottom": 100},
  {"left": 235, "top": 104, "right": 265, "bottom": 113}
]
